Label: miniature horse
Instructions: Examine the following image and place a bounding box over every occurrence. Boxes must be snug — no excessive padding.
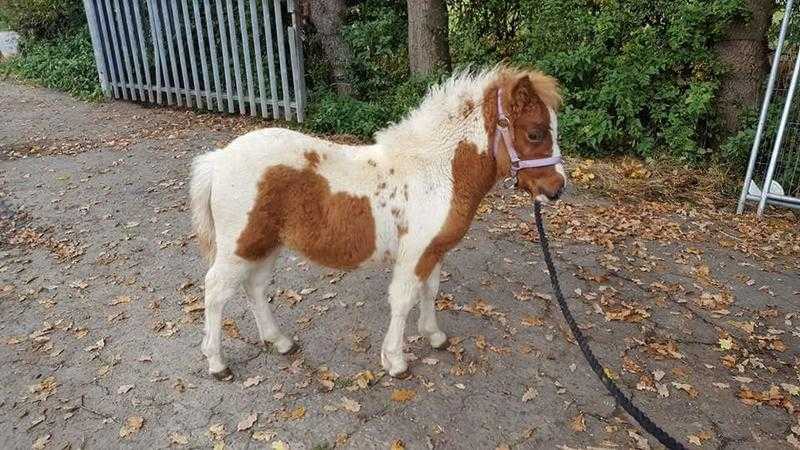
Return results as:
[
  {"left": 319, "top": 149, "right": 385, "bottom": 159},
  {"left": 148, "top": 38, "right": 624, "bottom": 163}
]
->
[{"left": 190, "top": 67, "right": 566, "bottom": 380}]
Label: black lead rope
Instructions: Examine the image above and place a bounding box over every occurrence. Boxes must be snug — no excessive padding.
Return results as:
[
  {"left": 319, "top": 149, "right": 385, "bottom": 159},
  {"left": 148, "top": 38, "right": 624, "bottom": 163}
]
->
[{"left": 533, "top": 201, "right": 686, "bottom": 450}]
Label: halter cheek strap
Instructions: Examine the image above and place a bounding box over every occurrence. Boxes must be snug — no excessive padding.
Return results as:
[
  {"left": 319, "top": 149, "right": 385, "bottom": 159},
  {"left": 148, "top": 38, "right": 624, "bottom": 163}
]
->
[{"left": 492, "top": 89, "right": 562, "bottom": 180}]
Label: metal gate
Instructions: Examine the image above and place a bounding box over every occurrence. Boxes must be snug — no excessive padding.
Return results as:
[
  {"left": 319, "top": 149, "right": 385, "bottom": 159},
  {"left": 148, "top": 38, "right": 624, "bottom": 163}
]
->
[
  {"left": 737, "top": 0, "right": 800, "bottom": 215},
  {"left": 81, "top": 0, "right": 306, "bottom": 122}
]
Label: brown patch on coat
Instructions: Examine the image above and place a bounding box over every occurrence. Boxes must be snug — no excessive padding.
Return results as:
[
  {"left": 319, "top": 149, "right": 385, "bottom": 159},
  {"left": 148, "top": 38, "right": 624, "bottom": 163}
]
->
[
  {"left": 367, "top": 159, "right": 377, "bottom": 167},
  {"left": 389, "top": 168, "right": 395, "bottom": 175},
  {"left": 304, "top": 151, "right": 321, "bottom": 170},
  {"left": 414, "top": 141, "right": 496, "bottom": 280},
  {"left": 235, "top": 165, "right": 376, "bottom": 269}
]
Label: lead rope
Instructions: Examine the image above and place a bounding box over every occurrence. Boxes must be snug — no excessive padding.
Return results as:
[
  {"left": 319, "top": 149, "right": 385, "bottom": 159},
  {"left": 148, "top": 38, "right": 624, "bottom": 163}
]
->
[{"left": 533, "top": 201, "right": 687, "bottom": 450}]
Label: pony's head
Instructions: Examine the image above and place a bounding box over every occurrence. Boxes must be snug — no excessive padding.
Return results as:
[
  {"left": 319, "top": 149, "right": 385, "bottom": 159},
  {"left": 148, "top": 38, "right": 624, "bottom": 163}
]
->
[{"left": 485, "top": 69, "right": 566, "bottom": 202}]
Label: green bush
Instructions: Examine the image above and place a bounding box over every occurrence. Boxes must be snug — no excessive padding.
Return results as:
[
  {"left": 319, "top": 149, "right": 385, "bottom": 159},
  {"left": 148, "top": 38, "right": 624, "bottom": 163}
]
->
[
  {"left": 449, "top": 0, "right": 745, "bottom": 163},
  {"left": 0, "top": 0, "right": 84, "bottom": 39},
  {"left": 306, "top": 74, "right": 437, "bottom": 136},
  {"left": 0, "top": 24, "right": 102, "bottom": 100}
]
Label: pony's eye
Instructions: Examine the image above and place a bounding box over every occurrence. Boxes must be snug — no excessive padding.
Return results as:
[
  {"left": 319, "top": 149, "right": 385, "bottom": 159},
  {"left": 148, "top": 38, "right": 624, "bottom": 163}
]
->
[{"left": 527, "top": 129, "right": 546, "bottom": 143}]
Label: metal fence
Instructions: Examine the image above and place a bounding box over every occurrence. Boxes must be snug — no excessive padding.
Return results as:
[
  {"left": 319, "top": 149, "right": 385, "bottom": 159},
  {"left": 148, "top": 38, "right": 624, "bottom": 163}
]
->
[
  {"left": 82, "top": 0, "right": 306, "bottom": 122},
  {"left": 737, "top": 0, "right": 800, "bottom": 215}
]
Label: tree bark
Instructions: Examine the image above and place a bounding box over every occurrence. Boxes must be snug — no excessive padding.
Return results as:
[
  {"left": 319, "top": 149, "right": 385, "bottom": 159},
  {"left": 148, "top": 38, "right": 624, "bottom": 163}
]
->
[
  {"left": 307, "top": 0, "right": 353, "bottom": 95},
  {"left": 407, "top": 0, "right": 451, "bottom": 75},
  {"left": 715, "top": 0, "right": 775, "bottom": 134}
]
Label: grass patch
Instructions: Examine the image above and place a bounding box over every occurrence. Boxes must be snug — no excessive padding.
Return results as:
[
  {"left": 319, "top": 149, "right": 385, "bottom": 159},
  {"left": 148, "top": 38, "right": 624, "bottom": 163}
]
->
[{"left": 0, "top": 25, "right": 102, "bottom": 101}]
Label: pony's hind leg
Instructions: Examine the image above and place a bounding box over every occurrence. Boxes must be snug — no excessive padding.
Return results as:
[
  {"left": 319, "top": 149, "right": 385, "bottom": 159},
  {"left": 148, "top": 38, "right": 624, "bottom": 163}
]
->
[
  {"left": 418, "top": 263, "right": 447, "bottom": 349},
  {"left": 201, "top": 256, "right": 249, "bottom": 380},
  {"left": 244, "top": 250, "right": 295, "bottom": 354}
]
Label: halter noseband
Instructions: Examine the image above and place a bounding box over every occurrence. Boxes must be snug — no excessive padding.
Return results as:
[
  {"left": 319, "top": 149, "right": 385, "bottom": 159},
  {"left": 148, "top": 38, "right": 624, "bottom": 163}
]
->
[{"left": 492, "top": 89, "right": 562, "bottom": 184}]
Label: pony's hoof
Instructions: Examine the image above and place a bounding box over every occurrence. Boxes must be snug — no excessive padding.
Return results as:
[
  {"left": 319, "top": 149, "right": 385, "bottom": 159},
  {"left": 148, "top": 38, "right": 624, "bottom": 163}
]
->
[
  {"left": 211, "top": 367, "right": 234, "bottom": 381},
  {"left": 429, "top": 332, "right": 448, "bottom": 349},
  {"left": 275, "top": 337, "right": 298, "bottom": 355},
  {"left": 381, "top": 351, "right": 408, "bottom": 377}
]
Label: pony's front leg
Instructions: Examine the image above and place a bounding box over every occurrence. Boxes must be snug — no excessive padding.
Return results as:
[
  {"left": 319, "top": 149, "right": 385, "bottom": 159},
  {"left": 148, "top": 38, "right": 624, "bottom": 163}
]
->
[
  {"left": 381, "top": 266, "right": 423, "bottom": 377},
  {"left": 418, "top": 263, "right": 447, "bottom": 349}
]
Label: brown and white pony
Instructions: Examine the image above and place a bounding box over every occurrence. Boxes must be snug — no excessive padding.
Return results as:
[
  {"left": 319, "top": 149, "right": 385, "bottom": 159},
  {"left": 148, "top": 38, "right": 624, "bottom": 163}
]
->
[{"left": 190, "top": 66, "right": 566, "bottom": 379}]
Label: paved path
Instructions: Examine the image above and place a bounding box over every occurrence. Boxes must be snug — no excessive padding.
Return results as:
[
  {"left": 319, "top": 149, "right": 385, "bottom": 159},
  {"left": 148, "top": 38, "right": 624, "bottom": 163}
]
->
[{"left": 1, "top": 81, "right": 799, "bottom": 449}]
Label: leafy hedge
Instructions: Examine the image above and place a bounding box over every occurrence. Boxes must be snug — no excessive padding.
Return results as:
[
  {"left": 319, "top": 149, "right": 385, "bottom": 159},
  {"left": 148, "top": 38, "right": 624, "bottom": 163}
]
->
[
  {"left": 0, "top": 0, "right": 754, "bottom": 166},
  {"left": 1, "top": 25, "right": 102, "bottom": 100},
  {"left": 0, "top": 0, "right": 84, "bottom": 39}
]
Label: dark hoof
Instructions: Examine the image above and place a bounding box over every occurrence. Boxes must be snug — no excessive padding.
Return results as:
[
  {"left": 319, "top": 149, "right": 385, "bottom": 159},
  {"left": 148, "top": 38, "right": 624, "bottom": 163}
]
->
[
  {"left": 392, "top": 369, "right": 413, "bottom": 380},
  {"left": 211, "top": 367, "right": 234, "bottom": 381}
]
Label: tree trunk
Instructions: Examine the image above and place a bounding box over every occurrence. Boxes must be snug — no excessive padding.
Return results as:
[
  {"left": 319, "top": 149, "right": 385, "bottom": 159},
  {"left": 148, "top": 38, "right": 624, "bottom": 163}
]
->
[
  {"left": 307, "top": 0, "right": 352, "bottom": 95},
  {"left": 715, "top": 0, "right": 775, "bottom": 134},
  {"left": 407, "top": 0, "right": 451, "bottom": 76}
]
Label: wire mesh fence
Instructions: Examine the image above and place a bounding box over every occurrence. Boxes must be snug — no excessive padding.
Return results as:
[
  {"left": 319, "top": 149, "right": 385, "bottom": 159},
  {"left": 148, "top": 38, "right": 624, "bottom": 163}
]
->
[
  {"left": 82, "top": 0, "right": 306, "bottom": 121},
  {"left": 738, "top": 0, "right": 800, "bottom": 214}
]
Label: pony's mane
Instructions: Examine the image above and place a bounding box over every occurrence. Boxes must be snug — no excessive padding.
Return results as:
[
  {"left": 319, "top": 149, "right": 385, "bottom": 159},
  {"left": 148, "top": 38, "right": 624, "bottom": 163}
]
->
[{"left": 374, "top": 66, "right": 561, "bottom": 157}]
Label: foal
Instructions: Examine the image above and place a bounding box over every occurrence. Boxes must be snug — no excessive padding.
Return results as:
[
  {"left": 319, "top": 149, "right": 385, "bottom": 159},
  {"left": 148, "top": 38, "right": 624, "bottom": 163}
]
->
[{"left": 190, "top": 67, "right": 566, "bottom": 379}]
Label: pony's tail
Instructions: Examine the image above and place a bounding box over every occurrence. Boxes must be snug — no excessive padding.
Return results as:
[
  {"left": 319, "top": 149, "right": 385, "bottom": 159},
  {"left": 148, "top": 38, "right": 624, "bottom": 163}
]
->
[{"left": 190, "top": 151, "right": 218, "bottom": 264}]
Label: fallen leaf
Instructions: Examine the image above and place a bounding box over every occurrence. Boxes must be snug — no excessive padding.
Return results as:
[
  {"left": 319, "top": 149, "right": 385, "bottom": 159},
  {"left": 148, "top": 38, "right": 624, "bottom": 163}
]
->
[
  {"left": 32, "top": 435, "right": 51, "bottom": 450},
  {"left": 237, "top": 413, "right": 257, "bottom": 431},
  {"left": 391, "top": 388, "right": 416, "bottom": 402},
  {"left": 208, "top": 423, "right": 226, "bottom": 440},
  {"left": 119, "top": 416, "right": 144, "bottom": 438},
  {"left": 570, "top": 412, "right": 586, "bottom": 432},
  {"left": 522, "top": 386, "right": 538, "bottom": 402},
  {"left": 288, "top": 406, "right": 305, "bottom": 421},
  {"left": 390, "top": 440, "right": 405, "bottom": 450},
  {"left": 340, "top": 396, "right": 361, "bottom": 413},
  {"left": 243, "top": 376, "right": 263, "bottom": 388},
  {"left": 117, "top": 384, "right": 134, "bottom": 394},
  {"left": 252, "top": 430, "right": 276, "bottom": 441},
  {"left": 170, "top": 432, "right": 189, "bottom": 445}
]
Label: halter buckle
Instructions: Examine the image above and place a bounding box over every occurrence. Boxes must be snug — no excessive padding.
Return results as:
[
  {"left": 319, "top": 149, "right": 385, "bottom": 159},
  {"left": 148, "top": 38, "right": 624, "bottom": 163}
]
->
[{"left": 497, "top": 116, "right": 510, "bottom": 129}]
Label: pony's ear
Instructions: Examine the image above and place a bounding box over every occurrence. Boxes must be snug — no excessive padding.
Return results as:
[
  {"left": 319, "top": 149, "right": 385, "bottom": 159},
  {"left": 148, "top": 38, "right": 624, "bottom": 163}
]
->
[{"left": 511, "top": 75, "right": 536, "bottom": 114}]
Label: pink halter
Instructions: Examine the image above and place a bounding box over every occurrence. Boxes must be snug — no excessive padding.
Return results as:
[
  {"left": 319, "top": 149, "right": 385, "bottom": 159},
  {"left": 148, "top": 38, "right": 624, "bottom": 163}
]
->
[{"left": 492, "top": 89, "right": 562, "bottom": 179}]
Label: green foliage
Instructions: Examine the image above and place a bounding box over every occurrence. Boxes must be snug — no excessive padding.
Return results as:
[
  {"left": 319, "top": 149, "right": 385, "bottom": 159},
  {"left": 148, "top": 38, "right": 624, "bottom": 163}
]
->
[
  {"left": 0, "top": 25, "right": 102, "bottom": 100},
  {"left": 448, "top": 0, "right": 746, "bottom": 162},
  {"left": 0, "top": 0, "right": 84, "bottom": 39},
  {"left": 342, "top": 0, "right": 408, "bottom": 97},
  {"left": 306, "top": 74, "right": 437, "bottom": 137}
]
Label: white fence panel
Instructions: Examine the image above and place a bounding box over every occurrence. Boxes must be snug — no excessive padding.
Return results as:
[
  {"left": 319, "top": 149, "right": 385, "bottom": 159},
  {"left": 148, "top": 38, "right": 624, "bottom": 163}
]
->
[{"left": 82, "top": 0, "right": 306, "bottom": 122}]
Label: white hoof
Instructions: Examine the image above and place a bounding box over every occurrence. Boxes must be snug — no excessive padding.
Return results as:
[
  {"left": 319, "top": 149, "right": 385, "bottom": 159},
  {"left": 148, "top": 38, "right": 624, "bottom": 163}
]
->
[
  {"left": 429, "top": 331, "right": 448, "bottom": 349},
  {"left": 274, "top": 336, "right": 296, "bottom": 355},
  {"left": 381, "top": 350, "right": 408, "bottom": 378}
]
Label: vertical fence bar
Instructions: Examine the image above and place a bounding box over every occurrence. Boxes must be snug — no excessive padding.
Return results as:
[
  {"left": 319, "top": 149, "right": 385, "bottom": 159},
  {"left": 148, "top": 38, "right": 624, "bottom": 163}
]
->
[
  {"left": 215, "top": 0, "right": 234, "bottom": 112},
  {"left": 205, "top": 0, "right": 223, "bottom": 110},
  {"left": 193, "top": 0, "right": 213, "bottom": 110},
  {"left": 287, "top": 0, "right": 304, "bottom": 122},
  {"left": 82, "top": 0, "right": 112, "bottom": 97},
  {"left": 148, "top": 0, "right": 171, "bottom": 104},
  {"left": 95, "top": 0, "right": 121, "bottom": 98},
  {"left": 102, "top": 0, "right": 128, "bottom": 99},
  {"left": 113, "top": 0, "right": 138, "bottom": 100},
  {"left": 122, "top": 0, "right": 146, "bottom": 100},
  {"left": 287, "top": 26, "right": 303, "bottom": 122},
  {"left": 273, "top": 0, "right": 290, "bottom": 119},
  {"left": 261, "top": 0, "right": 279, "bottom": 118},
  {"left": 181, "top": 0, "right": 203, "bottom": 109},
  {"left": 238, "top": 0, "right": 256, "bottom": 116},
  {"left": 171, "top": 1, "right": 193, "bottom": 108},
  {"left": 160, "top": 0, "right": 183, "bottom": 105},
  {"left": 145, "top": 0, "right": 163, "bottom": 104},
  {"left": 226, "top": 0, "right": 245, "bottom": 114},
  {"left": 131, "top": 0, "right": 154, "bottom": 102},
  {"left": 249, "top": 0, "right": 267, "bottom": 117},
  {"left": 738, "top": 0, "right": 795, "bottom": 214},
  {"left": 758, "top": 46, "right": 800, "bottom": 216}
]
